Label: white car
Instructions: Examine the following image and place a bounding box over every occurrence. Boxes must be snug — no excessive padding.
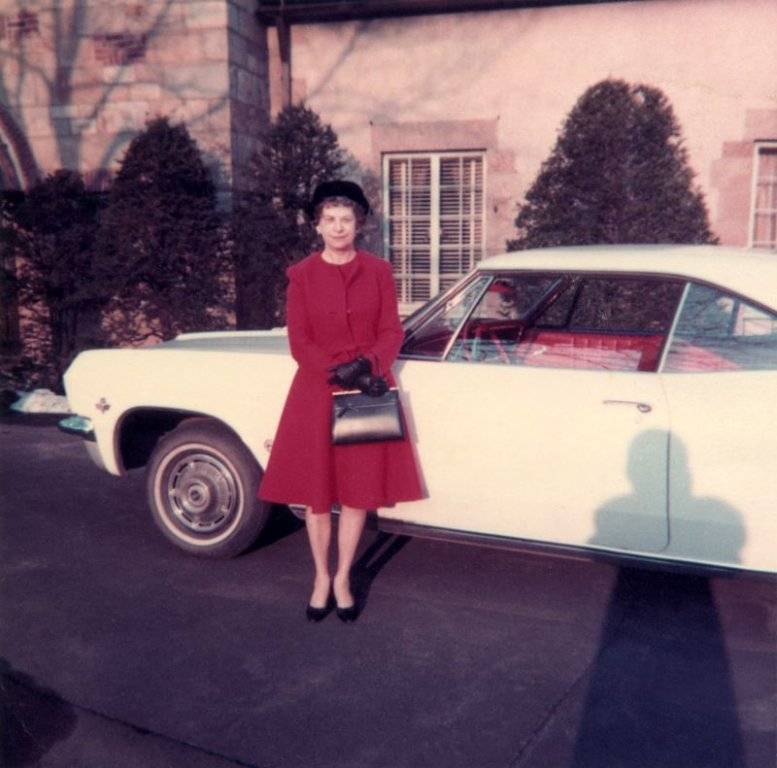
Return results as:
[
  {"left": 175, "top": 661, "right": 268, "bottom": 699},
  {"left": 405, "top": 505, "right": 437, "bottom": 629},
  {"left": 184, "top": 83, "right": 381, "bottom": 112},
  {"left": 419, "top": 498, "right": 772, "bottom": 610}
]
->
[{"left": 61, "top": 245, "right": 777, "bottom": 575}]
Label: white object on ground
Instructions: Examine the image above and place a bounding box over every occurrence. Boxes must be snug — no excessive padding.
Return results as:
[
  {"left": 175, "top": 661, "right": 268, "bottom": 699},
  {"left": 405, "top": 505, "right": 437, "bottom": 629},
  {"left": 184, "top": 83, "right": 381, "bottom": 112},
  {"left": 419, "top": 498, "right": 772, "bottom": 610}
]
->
[{"left": 10, "top": 389, "right": 71, "bottom": 414}]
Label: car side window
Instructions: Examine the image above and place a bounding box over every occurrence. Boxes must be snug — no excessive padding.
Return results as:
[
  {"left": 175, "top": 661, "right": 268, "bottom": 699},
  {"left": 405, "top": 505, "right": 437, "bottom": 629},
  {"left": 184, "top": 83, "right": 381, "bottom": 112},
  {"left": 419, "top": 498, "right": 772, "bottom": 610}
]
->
[
  {"left": 516, "top": 276, "right": 684, "bottom": 372},
  {"left": 663, "top": 283, "right": 777, "bottom": 372},
  {"left": 567, "top": 278, "right": 681, "bottom": 334},
  {"left": 448, "top": 274, "right": 559, "bottom": 363},
  {"left": 400, "top": 275, "right": 490, "bottom": 358}
]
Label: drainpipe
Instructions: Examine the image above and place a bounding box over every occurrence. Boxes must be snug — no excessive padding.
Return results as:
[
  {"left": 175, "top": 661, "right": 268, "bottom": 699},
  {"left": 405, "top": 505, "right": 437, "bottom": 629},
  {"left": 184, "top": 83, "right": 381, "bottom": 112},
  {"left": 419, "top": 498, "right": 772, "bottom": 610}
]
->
[{"left": 277, "top": 3, "right": 292, "bottom": 109}]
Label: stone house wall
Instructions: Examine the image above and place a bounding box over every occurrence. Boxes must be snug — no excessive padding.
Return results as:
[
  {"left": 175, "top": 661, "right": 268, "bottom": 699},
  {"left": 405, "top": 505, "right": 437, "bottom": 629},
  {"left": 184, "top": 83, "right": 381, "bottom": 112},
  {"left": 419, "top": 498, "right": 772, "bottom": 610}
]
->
[
  {"left": 288, "top": 0, "right": 777, "bottom": 254},
  {"left": 0, "top": 0, "right": 269, "bottom": 194},
  {"left": 2, "top": 0, "right": 775, "bottom": 339}
]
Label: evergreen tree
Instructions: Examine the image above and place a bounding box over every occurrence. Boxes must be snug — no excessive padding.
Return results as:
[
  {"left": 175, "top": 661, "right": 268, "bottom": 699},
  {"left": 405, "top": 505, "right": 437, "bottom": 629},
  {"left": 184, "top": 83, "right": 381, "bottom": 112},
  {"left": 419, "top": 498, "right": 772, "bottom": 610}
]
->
[
  {"left": 94, "top": 117, "right": 229, "bottom": 344},
  {"left": 231, "top": 185, "right": 296, "bottom": 330},
  {"left": 13, "top": 171, "right": 101, "bottom": 381},
  {"left": 508, "top": 79, "right": 717, "bottom": 250},
  {"left": 232, "top": 105, "right": 346, "bottom": 328},
  {"left": 263, "top": 104, "right": 347, "bottom": 257}
]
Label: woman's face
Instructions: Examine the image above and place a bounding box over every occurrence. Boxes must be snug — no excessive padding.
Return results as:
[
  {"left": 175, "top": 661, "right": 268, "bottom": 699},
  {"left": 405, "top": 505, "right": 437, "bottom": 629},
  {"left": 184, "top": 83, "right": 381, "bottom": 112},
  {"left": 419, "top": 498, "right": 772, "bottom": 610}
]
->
[{"left": 316, "top": 203, "right": 358, "bottom": 252}]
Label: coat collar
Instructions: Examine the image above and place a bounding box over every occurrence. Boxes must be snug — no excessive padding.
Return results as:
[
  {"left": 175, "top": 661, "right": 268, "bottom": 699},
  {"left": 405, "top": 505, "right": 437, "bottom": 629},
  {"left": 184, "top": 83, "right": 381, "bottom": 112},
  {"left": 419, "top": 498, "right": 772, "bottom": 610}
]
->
[{"left": 312, "top": 250, "right": 364, "bottom": 286}]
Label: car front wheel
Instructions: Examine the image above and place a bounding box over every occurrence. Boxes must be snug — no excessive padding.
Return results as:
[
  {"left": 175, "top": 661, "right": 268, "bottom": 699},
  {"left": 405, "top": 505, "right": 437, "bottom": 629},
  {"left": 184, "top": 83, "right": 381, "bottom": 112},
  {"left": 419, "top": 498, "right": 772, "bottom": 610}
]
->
[{"left": 146, "top": 418, "right": 269, "bottom": 557}]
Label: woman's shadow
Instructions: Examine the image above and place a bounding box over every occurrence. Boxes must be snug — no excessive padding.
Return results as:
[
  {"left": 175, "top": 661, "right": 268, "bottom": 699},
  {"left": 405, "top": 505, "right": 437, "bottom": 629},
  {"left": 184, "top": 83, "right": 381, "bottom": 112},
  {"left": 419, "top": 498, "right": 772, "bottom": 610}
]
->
[
  {"left": 351, "top": 530, "right": 412, "bottom": 611},
  {"left": 571, "top": 432, "right": 747, "bottom": 768}
]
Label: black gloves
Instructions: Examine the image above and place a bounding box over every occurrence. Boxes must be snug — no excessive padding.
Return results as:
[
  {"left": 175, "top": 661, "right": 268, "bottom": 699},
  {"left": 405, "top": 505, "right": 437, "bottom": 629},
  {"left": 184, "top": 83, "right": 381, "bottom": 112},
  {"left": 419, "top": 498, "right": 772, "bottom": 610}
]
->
[
  {"left": 328, "top": 356, "right": 388, "bottom": 397},
  {"left": 354, "top": 373, "right": 389, "bottom": 397},
  {"left": 327, "top": 356, "right": 371, "bottom": 387}
]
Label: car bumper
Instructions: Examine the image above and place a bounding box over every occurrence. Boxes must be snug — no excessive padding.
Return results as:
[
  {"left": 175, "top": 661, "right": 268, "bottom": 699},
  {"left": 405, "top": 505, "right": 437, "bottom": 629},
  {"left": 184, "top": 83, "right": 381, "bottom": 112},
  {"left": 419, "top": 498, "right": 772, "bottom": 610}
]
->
[{"left": 58, "top": 415, "right": 95, "bottom": 442}]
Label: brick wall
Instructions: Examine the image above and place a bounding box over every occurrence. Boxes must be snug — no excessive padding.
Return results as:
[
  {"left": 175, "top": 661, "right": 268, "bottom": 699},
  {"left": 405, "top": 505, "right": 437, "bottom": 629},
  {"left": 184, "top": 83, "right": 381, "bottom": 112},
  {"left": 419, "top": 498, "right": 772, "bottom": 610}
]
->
[{"left": 0, "top": 10, "right": 40, "bottom": 42}]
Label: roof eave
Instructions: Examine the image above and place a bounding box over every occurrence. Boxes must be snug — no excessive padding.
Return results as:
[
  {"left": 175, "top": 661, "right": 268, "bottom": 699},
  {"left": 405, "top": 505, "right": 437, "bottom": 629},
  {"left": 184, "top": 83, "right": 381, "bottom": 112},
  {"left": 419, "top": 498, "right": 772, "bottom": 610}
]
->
[{"left": 255, "top": 0, "right": 631, "bottom": 25}]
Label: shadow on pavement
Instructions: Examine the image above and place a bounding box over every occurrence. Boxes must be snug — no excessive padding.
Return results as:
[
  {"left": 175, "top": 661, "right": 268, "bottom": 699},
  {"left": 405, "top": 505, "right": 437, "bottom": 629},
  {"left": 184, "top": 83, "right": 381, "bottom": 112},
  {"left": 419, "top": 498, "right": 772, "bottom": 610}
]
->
[
  {"left": 246, "top": 504, "right": 304, "bottom": 554},
  {"left": 352, "top": 532, "right": 412, "bottom": 611},
  {"left": 570, "top": 568, "right": 745, "bottom": 768},
  {"left": 0, "top": 659, "right": 78, "bottom": 767},
  {"left": 574, "top": 431, "right": 747, "bottom": 767},
  {"left": 0, "top": 412, "right": 67, "bottom": 428}
]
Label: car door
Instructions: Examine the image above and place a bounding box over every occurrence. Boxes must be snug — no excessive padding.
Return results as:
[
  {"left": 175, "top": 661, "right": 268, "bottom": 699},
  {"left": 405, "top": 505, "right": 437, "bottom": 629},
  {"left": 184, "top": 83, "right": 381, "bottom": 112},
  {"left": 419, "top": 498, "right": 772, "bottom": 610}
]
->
[
  {"left": 390, "top": 271, "right": 683, "bottom": 556},
  {"left": 660, "top": 282, "right": 777, "bottom": 573}
]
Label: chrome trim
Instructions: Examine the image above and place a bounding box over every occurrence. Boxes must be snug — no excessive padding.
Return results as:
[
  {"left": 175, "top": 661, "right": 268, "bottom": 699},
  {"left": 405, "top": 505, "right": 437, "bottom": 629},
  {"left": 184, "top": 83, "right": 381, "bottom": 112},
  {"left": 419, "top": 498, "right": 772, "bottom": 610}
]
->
[
  {"left": 603, "top": 399, "right": 652, "bottom": 413},
  {"left": 658, "top": 281, "right": 690, "bottom": 373},
  {"left": 370, "top": 518, "right": 775, "bottom": 580},
  {"left": 58, "top": 415, "right": 96, "bottom": 442},
  {"left": 401, "top": 271, "right": 481, "bottom": 334},
  {"left": 441, "top": 275, "right": 493, "bottom": 360}
]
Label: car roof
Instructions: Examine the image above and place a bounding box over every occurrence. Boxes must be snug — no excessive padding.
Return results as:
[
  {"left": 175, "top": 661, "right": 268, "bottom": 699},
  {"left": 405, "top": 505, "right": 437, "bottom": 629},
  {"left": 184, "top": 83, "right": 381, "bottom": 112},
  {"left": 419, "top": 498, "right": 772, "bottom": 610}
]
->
[{"left": 478, "top": 245, "right": 777, "bottom": 311}]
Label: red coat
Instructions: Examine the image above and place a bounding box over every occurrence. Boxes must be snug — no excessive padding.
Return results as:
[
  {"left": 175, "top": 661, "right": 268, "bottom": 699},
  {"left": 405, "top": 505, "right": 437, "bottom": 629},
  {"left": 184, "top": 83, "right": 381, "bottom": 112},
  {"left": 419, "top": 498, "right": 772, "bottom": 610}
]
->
[{"left": 257, "top": 251, "right": 424, "bottom": 512}]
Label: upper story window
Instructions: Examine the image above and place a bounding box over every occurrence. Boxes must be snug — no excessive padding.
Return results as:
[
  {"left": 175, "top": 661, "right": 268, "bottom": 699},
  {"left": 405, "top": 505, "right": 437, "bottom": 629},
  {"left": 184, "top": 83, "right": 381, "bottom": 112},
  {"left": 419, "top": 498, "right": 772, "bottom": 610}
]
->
[
  {"left": 384, "top": 152, "right": 485, "bottom": 314},
  {"left": 750, "top": 142, "right": 777, "bottom": 250}
]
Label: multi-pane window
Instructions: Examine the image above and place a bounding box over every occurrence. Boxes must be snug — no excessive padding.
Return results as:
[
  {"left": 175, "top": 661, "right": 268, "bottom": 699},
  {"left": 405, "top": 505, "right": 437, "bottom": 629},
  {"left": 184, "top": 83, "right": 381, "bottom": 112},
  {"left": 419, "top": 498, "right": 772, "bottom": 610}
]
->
[
  {"left": 384, "top": 152, "right": 485, "bottom": 311},
  {"left": 750, "top": 143, "right": 777, "bottom": 250}
]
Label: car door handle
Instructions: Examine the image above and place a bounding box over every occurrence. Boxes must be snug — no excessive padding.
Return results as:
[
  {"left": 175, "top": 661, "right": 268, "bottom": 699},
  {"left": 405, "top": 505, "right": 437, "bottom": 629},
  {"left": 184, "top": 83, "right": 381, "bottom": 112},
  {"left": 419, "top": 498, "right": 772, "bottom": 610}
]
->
[{"left": 602, "top": 399, "right": 652, "bottom": 413}]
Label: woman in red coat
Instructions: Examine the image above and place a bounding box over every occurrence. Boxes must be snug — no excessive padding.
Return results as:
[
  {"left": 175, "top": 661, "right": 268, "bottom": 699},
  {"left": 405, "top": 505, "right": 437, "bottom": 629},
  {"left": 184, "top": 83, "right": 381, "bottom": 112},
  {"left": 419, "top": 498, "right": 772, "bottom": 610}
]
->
[{"left": 258, "top": 180, "right": 423, "bottom": 623}]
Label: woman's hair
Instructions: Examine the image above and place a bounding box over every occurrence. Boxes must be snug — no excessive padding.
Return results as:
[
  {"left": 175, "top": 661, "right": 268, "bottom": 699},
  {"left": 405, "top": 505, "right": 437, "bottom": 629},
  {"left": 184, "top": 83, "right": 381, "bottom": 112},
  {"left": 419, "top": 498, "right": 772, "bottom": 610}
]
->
[{"left": 313, "top": 196, "right": 368, "bottom": 228}]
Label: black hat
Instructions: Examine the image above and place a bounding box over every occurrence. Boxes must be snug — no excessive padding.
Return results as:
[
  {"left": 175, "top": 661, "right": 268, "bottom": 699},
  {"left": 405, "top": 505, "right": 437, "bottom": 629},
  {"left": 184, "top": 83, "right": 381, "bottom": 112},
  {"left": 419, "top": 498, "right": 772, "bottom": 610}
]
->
[{"left": 307, "top": 180, "right": 371, "bottom": 218}]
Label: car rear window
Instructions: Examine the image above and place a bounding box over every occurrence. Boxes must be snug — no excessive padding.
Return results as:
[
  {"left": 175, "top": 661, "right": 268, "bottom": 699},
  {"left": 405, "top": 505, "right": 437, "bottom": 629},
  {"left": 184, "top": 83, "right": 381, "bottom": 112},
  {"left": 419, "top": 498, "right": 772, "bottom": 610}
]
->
[{"left": 664, "top": 283, "right": 777, "bottom": 371}]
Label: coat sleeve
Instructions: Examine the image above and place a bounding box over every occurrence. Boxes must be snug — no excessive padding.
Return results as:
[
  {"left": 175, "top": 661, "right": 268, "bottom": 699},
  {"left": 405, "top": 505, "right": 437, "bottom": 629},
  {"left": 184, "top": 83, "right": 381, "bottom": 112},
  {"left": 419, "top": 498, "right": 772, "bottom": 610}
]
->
[
  {"left": 286, "top": 266, "right": 335, "bottom": 374},
  {"left": 366, "top": 260, "right": 405, "bottom": 375}
]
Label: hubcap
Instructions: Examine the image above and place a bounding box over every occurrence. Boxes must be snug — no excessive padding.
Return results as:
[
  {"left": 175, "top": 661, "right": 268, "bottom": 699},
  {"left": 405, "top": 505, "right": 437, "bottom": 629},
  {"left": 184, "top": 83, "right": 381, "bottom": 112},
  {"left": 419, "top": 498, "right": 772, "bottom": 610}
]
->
[{"left": 166, "top": 452, "right": 239, "bottom": 534}]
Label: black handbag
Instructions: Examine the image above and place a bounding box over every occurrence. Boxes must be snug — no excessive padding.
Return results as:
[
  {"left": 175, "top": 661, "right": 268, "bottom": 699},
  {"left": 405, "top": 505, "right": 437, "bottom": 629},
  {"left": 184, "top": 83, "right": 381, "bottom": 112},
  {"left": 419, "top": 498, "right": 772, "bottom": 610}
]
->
[{"left": 331, "top": 388, "right": 405, "bottom": 445}]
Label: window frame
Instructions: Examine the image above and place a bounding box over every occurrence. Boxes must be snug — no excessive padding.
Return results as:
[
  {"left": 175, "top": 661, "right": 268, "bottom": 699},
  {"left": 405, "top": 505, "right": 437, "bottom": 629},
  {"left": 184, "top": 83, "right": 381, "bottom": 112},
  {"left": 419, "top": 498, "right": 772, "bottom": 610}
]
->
[
  {"left": 382, "top": 150, "right": 487, "bottom": 315},
  {"left": 499, "top": 271, "right": 686, "bottom": 373},
  {"left": 399, "top": 273, "right": 492, "bottom": 362},
  {"left": 660, "top": 278, "right": 777, "bottom": 373},
  {"left": 401, "top": 268, "right": 777, "bottom": 372},
  {"left": 402, "top": 269, "right": 686, "bottom": 370},
  {"left": 748, "top": 140, "right": 777, "bottom": 251}
]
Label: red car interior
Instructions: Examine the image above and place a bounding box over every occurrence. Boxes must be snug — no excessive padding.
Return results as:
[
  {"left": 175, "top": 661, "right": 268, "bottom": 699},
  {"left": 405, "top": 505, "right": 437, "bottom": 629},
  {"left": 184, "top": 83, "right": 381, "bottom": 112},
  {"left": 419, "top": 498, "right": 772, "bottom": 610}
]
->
[
  {"left": 518, "top": 329, "right": 664, "bottom": 371},
  {"left": 462, "top": 321, "right": 665, "bottom": 371}
]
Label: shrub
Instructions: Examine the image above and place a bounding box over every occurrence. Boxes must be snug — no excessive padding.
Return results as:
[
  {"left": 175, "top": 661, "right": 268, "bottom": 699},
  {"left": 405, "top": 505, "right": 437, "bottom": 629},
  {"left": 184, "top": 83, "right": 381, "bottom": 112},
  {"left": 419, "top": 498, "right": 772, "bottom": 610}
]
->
[
  {"left": 508, "top": 79, "right": 717, "bottom": 250},
  {"left": 11, "top": 171, "right": 102, "bottom": 383},
  {"left": 232, "top": 105, "right": 346, "bottom": 328},
  {"left": 94, "top": 117, "right": 229, "bottom": 344}
]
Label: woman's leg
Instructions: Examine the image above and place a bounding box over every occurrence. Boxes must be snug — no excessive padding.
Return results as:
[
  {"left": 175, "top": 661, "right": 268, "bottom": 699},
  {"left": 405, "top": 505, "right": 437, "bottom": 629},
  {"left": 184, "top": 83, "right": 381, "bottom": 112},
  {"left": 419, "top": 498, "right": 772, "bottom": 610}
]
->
[
  {"left": 305, "top": 508, "right": 332, "bottom": 608},
  {"left": 333, "top": 505, "right": 367, "bottom": 608}
]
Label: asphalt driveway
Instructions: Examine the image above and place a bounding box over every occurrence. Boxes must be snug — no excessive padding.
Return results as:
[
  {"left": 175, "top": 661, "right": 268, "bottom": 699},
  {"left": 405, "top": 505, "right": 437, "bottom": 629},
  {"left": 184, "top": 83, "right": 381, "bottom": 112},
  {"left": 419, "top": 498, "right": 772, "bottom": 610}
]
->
[{"left": 1, "top": 415, "right": 775, "bottom": 767}]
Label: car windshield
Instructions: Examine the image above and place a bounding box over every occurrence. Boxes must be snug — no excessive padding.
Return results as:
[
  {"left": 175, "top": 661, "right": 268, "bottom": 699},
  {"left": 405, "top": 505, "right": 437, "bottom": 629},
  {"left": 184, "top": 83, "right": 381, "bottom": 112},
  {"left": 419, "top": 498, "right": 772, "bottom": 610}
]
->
[{"left": 401, "top": 274, "right": 490, "bottom": 358}]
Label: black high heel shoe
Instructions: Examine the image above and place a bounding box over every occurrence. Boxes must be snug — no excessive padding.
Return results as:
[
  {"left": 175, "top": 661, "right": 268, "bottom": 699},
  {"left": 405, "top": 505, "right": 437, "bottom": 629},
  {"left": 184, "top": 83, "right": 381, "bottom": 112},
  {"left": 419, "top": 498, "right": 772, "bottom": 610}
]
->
[
  {"left": 334, "top": 577, "right": 359, "bottom": 623},
  {"left": 335, "top": 603, "right": 358, "bottom": 623},
  {"left": 306, "top": 595, "right": 333, "bottom": 623}
]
